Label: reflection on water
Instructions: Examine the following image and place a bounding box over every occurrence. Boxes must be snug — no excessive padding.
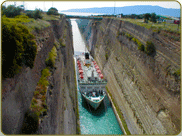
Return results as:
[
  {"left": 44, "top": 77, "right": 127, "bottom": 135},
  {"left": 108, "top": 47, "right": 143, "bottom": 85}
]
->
[{"left": 71, "top": 20, "right": 123, "bottom": 135}]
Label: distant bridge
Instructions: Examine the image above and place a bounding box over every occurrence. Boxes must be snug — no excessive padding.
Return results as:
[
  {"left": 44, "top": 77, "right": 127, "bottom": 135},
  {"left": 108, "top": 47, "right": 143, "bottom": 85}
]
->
[{"left": 66, "top": 15, "right": 103, "bottom": 20}]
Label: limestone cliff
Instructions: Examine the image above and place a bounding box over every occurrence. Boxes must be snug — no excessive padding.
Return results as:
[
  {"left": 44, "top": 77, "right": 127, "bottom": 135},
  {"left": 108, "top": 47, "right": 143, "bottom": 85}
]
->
[
  {"left": 2, "top": 16, "right": 77, "bottom": 134},
  {"left": 77, "top": 18, "right": 181, "bottom": 134}
]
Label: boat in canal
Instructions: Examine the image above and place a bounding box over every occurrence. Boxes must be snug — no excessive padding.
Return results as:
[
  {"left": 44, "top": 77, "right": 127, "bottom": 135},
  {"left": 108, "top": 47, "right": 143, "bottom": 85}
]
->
[{"left": 76, "top": 52, "right": 107, "bottom": 110}]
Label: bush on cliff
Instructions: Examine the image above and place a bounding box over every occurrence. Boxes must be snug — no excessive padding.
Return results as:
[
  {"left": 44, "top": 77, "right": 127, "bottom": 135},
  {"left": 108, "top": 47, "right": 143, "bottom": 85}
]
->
[
  {"left": 145, "top": 41, "right": 156, "bottom": 55},
  {"left": 2, "top": 5, "right": 22, "bottom": 18},
  {"left": 138, "top": 44, "right": 145, "bottom": 51},
  {"left": 125, "top": 33, "right": 133, "bottom": 40},
  {"left": 26, "top": 9, "right": 42, "bottom": 19},
  {"left": 2, "top": 16, "right": 37, "bottom": 78},
  {"left": 47, "top": 7, "right": 59, "bottom": 15},
  {"left": 59, "top": 38, "right": 66, "bottom": 47},
  {"left": 21, "top": 109, "right": 39, "bottom": 134},
  {"left": 45, "top": 46, "right": 57, "bottom": 68}
]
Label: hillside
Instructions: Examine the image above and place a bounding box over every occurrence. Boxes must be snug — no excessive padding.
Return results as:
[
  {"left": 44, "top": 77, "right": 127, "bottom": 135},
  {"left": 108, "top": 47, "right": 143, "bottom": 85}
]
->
[
  {"left": 61, "top": 5, "right": 180, "bottom": 17},
  {"left": 2, "top": 14, "right": 79, "bottom": 134},
  {"left": 77, "top": 18, "right": 181, "bottom": 134}
]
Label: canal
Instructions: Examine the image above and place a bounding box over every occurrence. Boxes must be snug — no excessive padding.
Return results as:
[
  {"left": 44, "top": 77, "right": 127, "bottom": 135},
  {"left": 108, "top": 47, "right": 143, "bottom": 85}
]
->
[{"left": 71, "top": 20, "right": 123, "bottom": 135}]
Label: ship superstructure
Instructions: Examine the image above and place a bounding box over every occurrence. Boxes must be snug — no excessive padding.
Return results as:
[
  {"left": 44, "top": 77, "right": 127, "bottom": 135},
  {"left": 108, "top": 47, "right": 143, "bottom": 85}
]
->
[{"left": 76, "top": 52, "right": 107, "bottom": 109}]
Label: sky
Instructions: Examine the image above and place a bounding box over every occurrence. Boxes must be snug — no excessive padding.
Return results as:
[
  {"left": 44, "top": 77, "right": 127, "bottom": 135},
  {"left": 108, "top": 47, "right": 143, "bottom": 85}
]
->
[{"left": 1, "top": 1, "right": 181, "bottom": 13}]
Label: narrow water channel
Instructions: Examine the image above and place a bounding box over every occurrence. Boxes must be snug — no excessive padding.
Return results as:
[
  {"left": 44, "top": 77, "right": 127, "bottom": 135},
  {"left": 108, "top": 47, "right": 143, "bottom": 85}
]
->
[{"left": 71, "top": 20, "right": 123, "bottom": 135}]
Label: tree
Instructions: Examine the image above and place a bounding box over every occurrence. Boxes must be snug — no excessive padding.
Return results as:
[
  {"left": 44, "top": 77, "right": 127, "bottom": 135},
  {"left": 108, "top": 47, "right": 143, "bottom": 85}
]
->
[
  {"left": 2, "top": 5, "right": 22, "bottom": 17},
  {"left": 26, "top": 9, "right": 42, "bottom": 19},
  {"left": 144, "top": 13, "right": 151, "bottom": 23},
  {"left": 34, "top": 9, "right": 42, "bottom": 19},
  {"left": 47, "top": 7, "right": 59, "bottom": 15},
  {"left": 151, "top": 13, "right": 157, "bottom": 23}
]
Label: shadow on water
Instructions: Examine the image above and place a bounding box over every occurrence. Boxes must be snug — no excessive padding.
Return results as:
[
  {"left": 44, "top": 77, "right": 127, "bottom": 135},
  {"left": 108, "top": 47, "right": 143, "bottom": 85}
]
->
[{"left": 81, "top": 94, "right": 112, "bottom": 117}]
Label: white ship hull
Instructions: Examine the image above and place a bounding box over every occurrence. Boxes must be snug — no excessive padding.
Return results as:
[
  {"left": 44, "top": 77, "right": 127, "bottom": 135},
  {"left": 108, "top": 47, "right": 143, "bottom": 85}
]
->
[
  {"left": 82, "top": 93, "right": 106, "bottom": 109},
  {"left": 76, "top": 52, "right": 107, "bottom": 110}
]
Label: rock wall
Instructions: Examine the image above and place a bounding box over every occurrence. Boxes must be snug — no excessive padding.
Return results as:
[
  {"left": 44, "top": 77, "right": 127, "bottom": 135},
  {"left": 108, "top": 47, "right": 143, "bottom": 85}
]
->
[
  {"left": 2, "top": 16, "right": 77, "bottom": 134},
  {"left": 78, "top": 18, "right": 181, "bottom": 134}
]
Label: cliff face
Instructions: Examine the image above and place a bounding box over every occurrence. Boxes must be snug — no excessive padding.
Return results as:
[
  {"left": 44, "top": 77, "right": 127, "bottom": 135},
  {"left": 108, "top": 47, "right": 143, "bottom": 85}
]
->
[
  {"left": 2, "top": 16, "right": 77, "bottom": 134},
  {"left": 78, "top": 18, "right": 181, "bottom": 134}
]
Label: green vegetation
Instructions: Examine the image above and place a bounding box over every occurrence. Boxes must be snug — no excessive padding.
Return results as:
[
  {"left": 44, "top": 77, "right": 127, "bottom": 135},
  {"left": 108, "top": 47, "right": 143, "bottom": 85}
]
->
[
  {"left": 145, "top": 41, "right": 156, "bottom": 55},
  {"left": 173, "top": 69, "right": 181, "bottom": 76},
  {"left": 59, "top": 38, "right": 66, "bottom": 47},
  {"left": 125, "top": 33, "right": 133, "bottom": 40},
  {"left": 45, "top": 46, "right": 57, "bottom": 68},
  {"left": 173, "top": 69, "right": 181, "bottom": 81},
  {"left": 21, "top": 109, "right": 39, "bottom": 134},
  {"left": 105, "top": 52, "right": 108, "bottom": 60},
  {"left": 25, "top": 19, "right": 50, "bottom": 32},
  {"left": 42, "top": 13, "right": 60, "bottom": 21},
  {"left": 132, "top": 38, "right": 145, "bottom": 51},
  {"left": 150, "top": 13, "right": 157, "bottom": 23},
  {"left": 121, "top": 18, "right": 180, "bottom": 34},
  {"left": 26, "top": 9, "right": 43, "bottom": 19},
  {"left": 2, "top": 16, "right": 37, "bottom": 78},
  {"left": 138, "top": 44, "right": 145, "bottom": 52},
  {"left": 144, "top": 13, "right": 151, "bottom": 23},
  {"left": 38, "top": 68, "right": 51, "bottom": 88},
  {"left": 22, "top": 67, "right": 50, "bottom": 134},
  {"left": 47, "top": 7, "right": 59, "bottom": 15},
  {"left": 2, "top": 5, "right": 22, "bottom": 17},
  {"left": 106, "top": 87, "right": 131, "bottom": 135}
]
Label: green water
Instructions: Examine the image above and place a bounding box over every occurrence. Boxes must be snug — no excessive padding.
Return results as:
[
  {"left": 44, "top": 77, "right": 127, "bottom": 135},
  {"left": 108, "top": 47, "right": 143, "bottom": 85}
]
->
[
  {"left": 72, "top": 19, "right": 123, "bottom": 135},
  {"left": 78, "top": 91, "right": 123, "bottom": 134}
]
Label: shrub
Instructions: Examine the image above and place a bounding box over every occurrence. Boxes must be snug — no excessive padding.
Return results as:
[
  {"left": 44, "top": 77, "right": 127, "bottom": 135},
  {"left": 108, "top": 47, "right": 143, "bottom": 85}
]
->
[
  {"left": 26, "top": 9, "right": 42, "bottom": 19},
  {"left": 32, "top": 98, "right": 38, "bottom": 104},
  {"left": 34, "top": 91, "right": 39, "bottom": 97},
  {"left": 54, "top": 42, "right": 60, "bottom": 49},
  {"left": 132, "top": 37, "right": 137, "bottom": 43},
  {"left": 145, "top": 41, "right": 156, "bottom": 55},
  {"left": 2, "top": 16, "right": 37, "bottom": 78},
  {"left": 38, "top": 68, "right": 50, "bottom": 86},
  {"left": 21, "top": 109, "right": 39, "bottom": 134},
  {"left": 2, "top": 5, "right": 22, "bottom": 18},
  {"left": 59, "top": 38, "right": 66, "bottom": 47},
  {"left": 125, "top": 33, "right": 133, "bottom": 40},
  {"left": 105, "top": 53, "right": 108, "bottom": 60},
  {"left": 47, "top": 7, "right": 59, "bottom": 15},
  {"left": 34, "top": 9, "right": 42, "bottom": 19},
  {"left": 45, "top": 46, "right": 57, "bottom": 68},
  {"left": 173, "top": 69, "right": 181, "bottom": 77},
  {"left": 138, "top": 44, "right": 145, "bottom": 51},
  {"left": 26, "top": 11, "right": 34, "bottom": 18}
]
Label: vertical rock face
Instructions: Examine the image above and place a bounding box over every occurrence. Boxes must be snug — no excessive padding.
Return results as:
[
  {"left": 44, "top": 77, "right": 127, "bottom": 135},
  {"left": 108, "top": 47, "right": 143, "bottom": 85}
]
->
[
  {"left": 78, "top": 18, "right": 181, "bottom": 134},
  {"left": 37, "top": 19, "right": 76, "bottom": 134},
  {"left": 2, "top": 17, "right": 76, "bottom": 134}
]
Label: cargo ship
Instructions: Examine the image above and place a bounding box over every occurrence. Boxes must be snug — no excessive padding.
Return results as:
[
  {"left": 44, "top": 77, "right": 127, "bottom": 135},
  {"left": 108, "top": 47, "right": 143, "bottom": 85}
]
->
[{"left": 76, "top": 52, "right": 107, "bottom": 110}]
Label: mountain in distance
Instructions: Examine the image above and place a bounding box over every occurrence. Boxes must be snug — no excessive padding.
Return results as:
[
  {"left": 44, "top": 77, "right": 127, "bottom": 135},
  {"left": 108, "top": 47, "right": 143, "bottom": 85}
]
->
[{"left": 61, "top": 5, "right": 180, "bottom": 17}]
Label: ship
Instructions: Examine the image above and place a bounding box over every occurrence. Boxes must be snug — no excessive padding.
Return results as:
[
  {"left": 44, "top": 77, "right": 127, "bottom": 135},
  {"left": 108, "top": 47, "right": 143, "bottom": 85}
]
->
[{"left": 76, "top": 52, "right": 107, "bottom": 110}]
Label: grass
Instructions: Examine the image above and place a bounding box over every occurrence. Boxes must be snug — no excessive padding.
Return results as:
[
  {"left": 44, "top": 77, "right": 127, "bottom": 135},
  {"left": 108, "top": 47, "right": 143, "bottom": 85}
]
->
[
  {"left": 30, "top": 67, "right": 50, "bottom": 116},
  {"left": 42, "top": 13, "right": 60, "bottom": 21},
  {"left": 25, "top": 19, "right": 51, "bottom": 32},
  {"left": 45, "top": 46, "right": 58, "bottom": 68},
  {"left": 106, "top": 86, "right": 131, "bottom": 135},
  {"left": 121, "top": 18, "right": 181, "bottom": 34}
]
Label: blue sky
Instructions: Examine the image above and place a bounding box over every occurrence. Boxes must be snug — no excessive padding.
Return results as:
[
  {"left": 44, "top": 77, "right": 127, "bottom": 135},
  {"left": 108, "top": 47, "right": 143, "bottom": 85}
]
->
[{"left": 2, "top": 1, "right": 181, "bottom": 12}]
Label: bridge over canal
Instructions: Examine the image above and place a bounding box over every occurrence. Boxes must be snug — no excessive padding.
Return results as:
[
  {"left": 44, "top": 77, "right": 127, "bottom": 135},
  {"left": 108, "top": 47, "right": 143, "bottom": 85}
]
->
[{"left": 66, "top": 15, "right": 103, "bottom": 20}]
